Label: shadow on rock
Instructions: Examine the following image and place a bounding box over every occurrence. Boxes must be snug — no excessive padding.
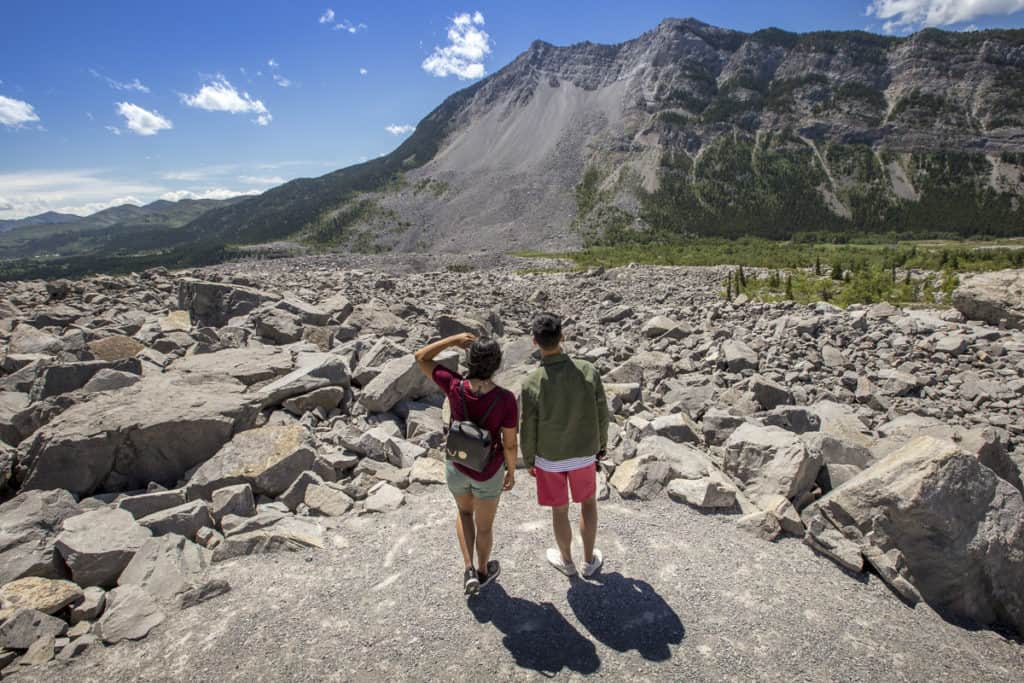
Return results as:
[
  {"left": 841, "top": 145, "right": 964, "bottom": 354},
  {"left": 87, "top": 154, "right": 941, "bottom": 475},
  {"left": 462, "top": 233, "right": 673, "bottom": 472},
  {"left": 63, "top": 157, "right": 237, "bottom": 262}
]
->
[
  {"left": 567, "top": 572, "right": 685, "bottom": 662},
  {"left": 468, "top": 583, "right": 600, "bottom": 676}
]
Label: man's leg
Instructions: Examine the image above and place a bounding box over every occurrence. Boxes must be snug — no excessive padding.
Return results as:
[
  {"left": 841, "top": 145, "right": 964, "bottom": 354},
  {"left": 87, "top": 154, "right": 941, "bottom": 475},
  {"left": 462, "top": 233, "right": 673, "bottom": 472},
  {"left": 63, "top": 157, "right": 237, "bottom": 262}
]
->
[
  {"left": 453, "top": 493, "right": 476, "bottom": 569},
  {"left": 580, "top": 495, "right": 598, "bottom": 564},
  {"left": 473, "top": 496, "right": 500, "bottom": 575},
  {"left": 551, "top": 504, "right": 574, "bottom": 564}
]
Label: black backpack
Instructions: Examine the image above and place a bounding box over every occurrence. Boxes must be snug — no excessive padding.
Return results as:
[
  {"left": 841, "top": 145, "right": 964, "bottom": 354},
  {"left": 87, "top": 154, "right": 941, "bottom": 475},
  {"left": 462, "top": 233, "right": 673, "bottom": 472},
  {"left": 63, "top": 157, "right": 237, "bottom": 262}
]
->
[{"left": 445, "top": 382, "right": 503, "bottom": 473}]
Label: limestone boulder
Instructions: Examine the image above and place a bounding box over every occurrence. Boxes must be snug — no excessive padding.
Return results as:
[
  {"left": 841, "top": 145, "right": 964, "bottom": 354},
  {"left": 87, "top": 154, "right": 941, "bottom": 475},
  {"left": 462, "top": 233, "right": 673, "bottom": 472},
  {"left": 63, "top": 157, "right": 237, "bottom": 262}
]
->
[
  {"left": 96, "top": 584, "right": 165, "bottom": 644},
  {"left": 952, "top": 269, "right": 1024, "bottom": 329},
  {"left": 0, "top": 489, "right": 81, "bottom": 584},
  {"left": 258, "top": 355, "right": 350, "bottom": 408},
  {"left": 0, "top": 609, "right": 67, "bottom": 650},
  {"left": 359, "top": 351, "right": 458, "bottom": 414},
  {"left": 723, "top": 423, "right": 822, "bottom": 504},
  {"left": 137, "top": 500, "right": 214, "bottom": 540},
  {"left": 177, "top": 278, "right": 278, "bottom": 328},
  {"left": 19, "top": 372, "right": 260, "bottom": 496},
  {"left": 210, "top": 484, "right": 255, "bottom": 524},
  {"left": 806, "top": 436, "right": 1024, "bottom": 637},
  {"left": 720, "top": 340, "right": 759, "bottom": 373},
  {"left": 0, "top": 577, "right": 83, "bottom": 615},
  {"left": 170, "top": 347, "right": 293, "bottom": 386},
  {"left": 211, "top": 517, "right": 325, "bottom": 561},
  {"left": 303, "top": 483, "right": 354, "bottom": 516},
  {"left": 117, "top": 534, "right": 214, "bottom": 603},
  {"left": 186, "top": 424, "right": 315, "bottom": 500},
  {"left": 55, "top": 508, "right": 152, "bottom": 588}
]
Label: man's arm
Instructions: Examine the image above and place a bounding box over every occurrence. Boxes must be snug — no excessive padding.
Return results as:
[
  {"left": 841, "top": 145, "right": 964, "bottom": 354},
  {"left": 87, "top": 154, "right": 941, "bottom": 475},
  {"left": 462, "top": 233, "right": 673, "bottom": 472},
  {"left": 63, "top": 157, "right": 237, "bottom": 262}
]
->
[
  {"left": 519, "top": 384, "right": 538, "bottom": 469},
  {"left": 593, "top": 370, "right": 609, "bottom": 453}
]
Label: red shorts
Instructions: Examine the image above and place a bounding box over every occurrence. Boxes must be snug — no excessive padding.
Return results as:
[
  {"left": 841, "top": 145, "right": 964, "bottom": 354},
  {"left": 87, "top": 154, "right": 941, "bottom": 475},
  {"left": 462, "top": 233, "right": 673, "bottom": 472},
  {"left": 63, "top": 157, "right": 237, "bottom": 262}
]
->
[{"left": 534, "top": 463, "right": 597, "bottom": 507}]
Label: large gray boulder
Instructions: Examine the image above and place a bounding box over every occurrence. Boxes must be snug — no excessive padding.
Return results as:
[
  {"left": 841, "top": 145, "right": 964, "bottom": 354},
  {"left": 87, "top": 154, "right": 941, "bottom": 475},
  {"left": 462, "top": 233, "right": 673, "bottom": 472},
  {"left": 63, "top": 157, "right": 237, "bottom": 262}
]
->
[
  {"left": 211, "top": 517, "right": 325, "bottom": 561},
  {"left": 952, "top": 269, "right": 1024, "bottom": 329},
  {"left": 118, "top": 489, "right": 187, "bottom": 520},
  {"left": 720, "top": 340, "right": 759, "bottom": 373},
  {"left": 19, "top": 372, "right": 260, "bottom": 496},
  {"left": 0, "top": 608, "right": 67, "bottom": 650},
  {"left": 0, "top": 489, "right": 80, "bottom": 584},
  {"left": 137, "top": 501, "right": 213, "bottom": 540},
  {"left": 170, "top": 347, "right": 293, "bottom": 386},
  {"left": 27, "top": 358, "right": 141, "bottom": 402},
  {"left": 257, "top": 355, "right": 350, "bottom": 407},
  {"left": 186, "top": 424, "right": 316, "bottom": 500},
  {"left": 359, "top": 352, "right": 458, "bottom": 414},
  {"left": 723, "top": 423, "right": 822, "bottom": 505},
  {"left": 55, "top": 508, "right": 152, "bottom": 588},
  {"left": 96, "top": 584, "right": 165, "bottom": 644},
  {"left": 177, "top": 278, "right": 279, "bottom": 328},
  {"left": 117, "top": 534, "right": 214, "bottom": 602},
  {"left": 0, "top": 391, "right": 30, "bottom": 446},
  {"left": 609, "top": 437, "right": 714, "bottom": 500},
  {"left": 0, "top": 577, "right": 83, "bottom": 615},
  {"left": 806, "top": 436, "right": 1024, "bottom": 637}
]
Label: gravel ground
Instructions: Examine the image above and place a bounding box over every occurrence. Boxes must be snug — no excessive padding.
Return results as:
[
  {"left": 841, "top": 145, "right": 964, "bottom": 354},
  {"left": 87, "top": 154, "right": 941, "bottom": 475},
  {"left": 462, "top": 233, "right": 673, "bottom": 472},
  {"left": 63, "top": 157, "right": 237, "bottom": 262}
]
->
[{"left": 13, "top": 482, "right": 1024, "bottom": 682}]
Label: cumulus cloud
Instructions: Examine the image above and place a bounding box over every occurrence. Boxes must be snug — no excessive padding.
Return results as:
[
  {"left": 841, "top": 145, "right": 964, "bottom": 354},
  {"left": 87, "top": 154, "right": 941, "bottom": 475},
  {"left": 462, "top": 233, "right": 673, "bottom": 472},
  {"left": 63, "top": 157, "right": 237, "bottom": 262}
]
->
[
  {"left": 159, "top": 188, "right": 262, "bottom": 202},
  {"left": 116, "top": 102, "right": 172, "bottom": 136},
  {"left": 334, "top": 19, "right": 367, "bottom": 33},
  {"left": 89, "top": 69, "right": 150, "bottom": 93},
  {"left": 0, "top": 198, "right": 13, "bottom": 211},
  {"left": 868, "top": 0, "right": 1024, "bottom": 32},
  {"left": 319, "top": 8, "right": 335, "bottom": 24},
  {"left": 0, "top": 169, "right": 163, "bottom": 218},
  {"left": 422, "top": 11, "right": 491, "bottom": 79},
  {"left": 105, "top": 125, "right": 121, "bottom": 135},
  {"left": 385, "top": 124, "right": 415, "bottom": 135},
  {"left": 359, "top": 68, "right": 368, "bottom": 76},
  {"left": 238, "top": 175, "right": 285, "bottom": 185},
  {"left": 0, "top": 94, "right": 41, "bottom": 127},
  {"left": 180, "top": 76, "right": 272, "bottom": 125}
]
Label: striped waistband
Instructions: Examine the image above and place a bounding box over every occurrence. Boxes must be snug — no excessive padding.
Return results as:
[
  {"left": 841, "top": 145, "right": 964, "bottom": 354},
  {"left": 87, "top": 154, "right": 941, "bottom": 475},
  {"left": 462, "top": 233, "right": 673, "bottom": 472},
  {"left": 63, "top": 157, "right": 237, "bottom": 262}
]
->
[{"left": 535, "top": 455, "right": 597, "bottom": 473}]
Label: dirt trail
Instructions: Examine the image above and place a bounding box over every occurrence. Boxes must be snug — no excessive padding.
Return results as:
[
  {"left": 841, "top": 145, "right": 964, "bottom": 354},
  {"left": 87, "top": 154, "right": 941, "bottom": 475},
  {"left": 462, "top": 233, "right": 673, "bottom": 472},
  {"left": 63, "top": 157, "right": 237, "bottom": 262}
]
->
[{"left": 15, "top": 483, "right": 1024, "bottom": 682}]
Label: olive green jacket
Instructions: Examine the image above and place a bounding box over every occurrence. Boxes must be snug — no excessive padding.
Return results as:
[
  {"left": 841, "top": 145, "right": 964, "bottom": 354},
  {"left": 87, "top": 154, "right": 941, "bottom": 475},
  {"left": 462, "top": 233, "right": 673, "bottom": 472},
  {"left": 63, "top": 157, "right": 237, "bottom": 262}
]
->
[{"left": 520, "top": 352, "right": 609, "bottom": 467}]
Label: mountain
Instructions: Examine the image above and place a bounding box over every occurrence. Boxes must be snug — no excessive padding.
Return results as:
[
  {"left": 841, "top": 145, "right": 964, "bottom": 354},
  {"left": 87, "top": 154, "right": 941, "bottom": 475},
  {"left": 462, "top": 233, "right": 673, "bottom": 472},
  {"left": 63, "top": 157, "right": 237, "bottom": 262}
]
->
[
  {"left": 179, "top": 18, "right": 1024, "bottom": 254},
  {"left": 0, "top": 197, "right": 244, "bottom": 261},
  {"left": 0, "top": 211, "right": 81, "bottom": 234}
]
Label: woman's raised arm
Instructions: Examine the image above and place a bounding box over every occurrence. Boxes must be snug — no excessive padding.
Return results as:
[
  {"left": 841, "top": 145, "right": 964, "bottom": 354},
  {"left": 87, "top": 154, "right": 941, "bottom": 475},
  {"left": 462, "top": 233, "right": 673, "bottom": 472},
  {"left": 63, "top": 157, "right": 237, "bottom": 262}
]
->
[{"left": 413, "top": 332, "right": 476, "bottom": 378}]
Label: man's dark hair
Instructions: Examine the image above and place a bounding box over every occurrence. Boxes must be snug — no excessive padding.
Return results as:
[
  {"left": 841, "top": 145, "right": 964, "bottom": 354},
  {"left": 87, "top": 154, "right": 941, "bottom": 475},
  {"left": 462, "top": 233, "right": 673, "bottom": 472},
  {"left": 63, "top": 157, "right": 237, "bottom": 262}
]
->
[
  {"left": 532, "top": 313, "right": 562, "bottom": 350},
  {"left": 466, "top": 338, "right": 503, "bottom": 380}
]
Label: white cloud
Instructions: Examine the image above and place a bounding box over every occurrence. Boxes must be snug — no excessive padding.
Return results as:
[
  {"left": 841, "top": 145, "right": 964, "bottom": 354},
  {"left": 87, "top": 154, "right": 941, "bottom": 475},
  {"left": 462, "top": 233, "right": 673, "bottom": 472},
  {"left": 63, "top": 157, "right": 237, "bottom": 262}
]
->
[
  {"left": 868, "top": 0, "right": 1024, "bottom": 32},
  {"left": 0, "top": 198, "right": 13, "bottom": 211},
  {"left": 0, "top": 94, "right": 41, "bottom": 127},
  {"left": 319, "top": 8, "right": 335, "bottom": 24},
  {"left": 106, "top": 125, "right": 121, "bottom": 135},
  {"left": 267, "top": 58, "right": 278, "bottom": 68},
  {"left": 116, "top": 102, "right": 172, "bottom": 136},
  {"left": 359, "top": 68, "right": 368, "bottom": 76},
  {"left": 334, "top": 19, "right": 367, "bottom": 33},
  {"left": 180, "top": 76, "right": 271, "bottom": 125},
  {"left": 159, "top": 188, "right": 262, "bottom": 202},
  {"left": 0, "top": 169, "right": 164, "bottom": 218},
  {"left": 238, "top": 175, "right": 285, "bottom": 185},
  {"left": 385, "top": 124, "right": 415, "bottom": 135},
  {"left": 89, "top": 69, "right": 150, "bottom": 93},
  {"left": 422, "top": 11, "right": 491, "bottom": 79},
  {"left": 272, "top": 74, "right": 292, "bottom": 88}
]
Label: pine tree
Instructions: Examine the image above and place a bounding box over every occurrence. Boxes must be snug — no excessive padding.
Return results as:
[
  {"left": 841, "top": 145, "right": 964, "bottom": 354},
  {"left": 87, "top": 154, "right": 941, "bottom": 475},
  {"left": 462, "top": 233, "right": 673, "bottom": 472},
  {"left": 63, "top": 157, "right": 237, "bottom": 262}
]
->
[
  {"left": 725, "top": 276, "right": 732, "bottom": 300},
  {"left": 891, "top": 265, "right": 897, "bottom": 283},
  {"left": 785, "top": 274, "right": 794, "bottom": 300},
  {"left": 904, "top": 269, "right": 912, "bottom": 285},
  {"left": 814, "top": 255, "right": 822, "bottom": 276},
  {"left": 738, "top": 265, "right": 746, "bottom": 288},
  {"left": 831, "top": 262, "right": 843, "bottom": 281}
]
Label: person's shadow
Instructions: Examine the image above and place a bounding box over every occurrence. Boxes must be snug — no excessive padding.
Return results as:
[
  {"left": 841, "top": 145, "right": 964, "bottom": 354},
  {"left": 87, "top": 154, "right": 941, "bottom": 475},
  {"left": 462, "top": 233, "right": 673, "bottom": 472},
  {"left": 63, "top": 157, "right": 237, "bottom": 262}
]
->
[
  {"left": 566, "top": 572, "right": 685, "bottom": 661},
  {"left": 467, "top": 583, "right": 601, "bottom": 677}
]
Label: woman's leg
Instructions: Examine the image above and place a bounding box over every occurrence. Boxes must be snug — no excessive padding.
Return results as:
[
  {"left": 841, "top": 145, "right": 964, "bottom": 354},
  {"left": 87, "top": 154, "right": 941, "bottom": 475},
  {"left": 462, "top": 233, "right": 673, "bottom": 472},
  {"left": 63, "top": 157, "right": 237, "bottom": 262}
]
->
[
  {"left": 472, "top": 496, "right": 500, "bottom": 575},
  {"left": 453, "top": 493, "right": 476, "bottom": 569}
]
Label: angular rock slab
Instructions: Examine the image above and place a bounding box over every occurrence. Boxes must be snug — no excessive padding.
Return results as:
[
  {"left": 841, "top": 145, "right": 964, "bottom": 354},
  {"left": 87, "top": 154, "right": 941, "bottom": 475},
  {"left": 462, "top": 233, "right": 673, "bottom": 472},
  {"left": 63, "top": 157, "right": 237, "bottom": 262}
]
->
[
  {"left": 723, "top": 423, "right": 822, "bottom": 503},
  {"left": 177, "top": 278, "right": 279, "bottom": 328},
  {"left": 952, "top": 269, "right": 1024, "bottom": 329},
  {"left": 97, "top": 585, "right": 165, "bottom": 644},
  {"left": 0, "top": 489, "right": 81, "bottom": 585},
  {"left": 359, "top": 352, "right": 458, "bottom": 414},
  {"left": 809, "top": 435, "right": 1024, "bottom": 637},
  {"left": 0, "top": 608, "right": 67, "bottom": 650},
  {"left": 212, "top": 517, "right": 325, "bottom": 561},
  {"left": 0, "top": 577, "right": 83, "bottom": 615},
  {"left": 55, "top": 508, "right": 152, "bottom": 588},
  {"left": 186, "top": 424, "right": 315, "bottom": 500},
  {"left": 138, "top": 500, "right": 214, "bottom": 540},
  {"left": 117, "top": 534, "right": 214, "bottom": 603},
  {"left": 170, "top": 347, "right": 294, "bottom": 387},
  {"left": 20, "top": 372, "right": 260, "bottom": 496}
]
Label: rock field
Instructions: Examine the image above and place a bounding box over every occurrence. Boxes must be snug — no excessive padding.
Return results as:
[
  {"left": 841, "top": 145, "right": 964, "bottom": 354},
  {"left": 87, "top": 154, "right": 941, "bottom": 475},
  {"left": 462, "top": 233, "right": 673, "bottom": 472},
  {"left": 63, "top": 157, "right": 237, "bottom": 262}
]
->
[{"left": 0, "top": 253, "right": 1022, "bottom": 678}]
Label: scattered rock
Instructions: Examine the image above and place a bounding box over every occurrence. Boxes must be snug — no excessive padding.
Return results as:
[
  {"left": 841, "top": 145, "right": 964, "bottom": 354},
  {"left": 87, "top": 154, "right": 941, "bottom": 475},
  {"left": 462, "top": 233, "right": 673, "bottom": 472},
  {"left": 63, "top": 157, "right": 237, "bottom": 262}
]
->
[
  {"left": 55, "top": 507, "right": 152, "bottom": 588},
  {"left": 96, "top": 585, "right": 165, "bottom": 644},
  {"left": 0, "top": 578, "right": 83, "bottom": 615},
  {"left": 0, "top": 489, "right": 81, "bottom": 584},
  {"left": 0, "top": 609, "right": 67, "bottom": 650}
]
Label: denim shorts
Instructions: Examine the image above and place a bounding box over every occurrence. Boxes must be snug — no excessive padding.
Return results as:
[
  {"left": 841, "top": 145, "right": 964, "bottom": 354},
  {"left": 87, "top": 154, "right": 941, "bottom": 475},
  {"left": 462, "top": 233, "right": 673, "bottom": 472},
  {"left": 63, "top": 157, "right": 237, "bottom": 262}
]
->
[{"left": 446, "top": 460, "right": 505, "bottom": 500}]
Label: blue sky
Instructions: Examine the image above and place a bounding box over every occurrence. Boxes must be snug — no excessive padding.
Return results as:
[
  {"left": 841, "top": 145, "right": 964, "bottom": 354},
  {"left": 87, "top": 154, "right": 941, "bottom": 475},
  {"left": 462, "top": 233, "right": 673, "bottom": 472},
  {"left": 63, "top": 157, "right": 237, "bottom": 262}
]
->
[{"left": 2, "top": 0, "right": 1024, "bottom": 218}]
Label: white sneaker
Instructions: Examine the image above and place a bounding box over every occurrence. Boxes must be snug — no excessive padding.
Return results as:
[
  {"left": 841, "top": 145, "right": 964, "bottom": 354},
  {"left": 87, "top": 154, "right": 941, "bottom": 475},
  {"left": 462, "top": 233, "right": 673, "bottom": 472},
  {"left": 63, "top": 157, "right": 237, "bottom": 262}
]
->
[
  {"left": 546, "top": 548, "right": 577, "bottom": 576},
  {"left": 581, "top": 549, "right": 603, "bottom": 578}
]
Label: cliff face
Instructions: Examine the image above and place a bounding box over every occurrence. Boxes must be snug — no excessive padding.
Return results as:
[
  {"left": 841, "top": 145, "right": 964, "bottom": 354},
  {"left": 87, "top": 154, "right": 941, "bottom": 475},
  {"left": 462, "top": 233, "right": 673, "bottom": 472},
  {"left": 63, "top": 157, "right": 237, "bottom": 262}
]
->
[{"left": 191, "top": 19, "right": 1024, "bottom": 253}]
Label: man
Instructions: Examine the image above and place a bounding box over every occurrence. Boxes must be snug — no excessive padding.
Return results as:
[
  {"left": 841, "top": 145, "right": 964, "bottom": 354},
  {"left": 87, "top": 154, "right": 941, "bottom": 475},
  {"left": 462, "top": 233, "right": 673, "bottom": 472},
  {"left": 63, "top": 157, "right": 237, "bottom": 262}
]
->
[{"left": 520, "top": 313, "right": 609, "bottom": 578}]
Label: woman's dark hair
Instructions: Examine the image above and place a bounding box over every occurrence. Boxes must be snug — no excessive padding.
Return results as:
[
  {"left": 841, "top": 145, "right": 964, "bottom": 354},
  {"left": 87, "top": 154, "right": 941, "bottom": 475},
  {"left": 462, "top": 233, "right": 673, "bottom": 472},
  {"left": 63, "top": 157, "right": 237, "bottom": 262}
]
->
[
  {"left": 532, "top": 313, "right": 562, "bottom": 350},
  {"left": 466, "top": 337, "right": 503, "bottom": 380}
]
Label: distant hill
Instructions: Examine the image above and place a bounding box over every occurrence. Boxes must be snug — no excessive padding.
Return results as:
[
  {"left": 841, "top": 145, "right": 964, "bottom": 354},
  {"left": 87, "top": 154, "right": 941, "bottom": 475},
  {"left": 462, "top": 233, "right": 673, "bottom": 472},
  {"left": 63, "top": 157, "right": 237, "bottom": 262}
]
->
[
  {"left": 0, "top": 211, "right": 81, "bottom": 234},
  {"left": 0, "top": 197, "right": 245, "bottom": 262}
]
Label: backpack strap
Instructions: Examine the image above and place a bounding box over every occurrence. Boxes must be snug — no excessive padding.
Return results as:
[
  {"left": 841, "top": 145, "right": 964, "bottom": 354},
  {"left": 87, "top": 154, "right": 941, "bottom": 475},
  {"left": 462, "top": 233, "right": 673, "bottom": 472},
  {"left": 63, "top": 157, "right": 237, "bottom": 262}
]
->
[{"left": 479, "top": 387, "right": 504, "bottom": 424}]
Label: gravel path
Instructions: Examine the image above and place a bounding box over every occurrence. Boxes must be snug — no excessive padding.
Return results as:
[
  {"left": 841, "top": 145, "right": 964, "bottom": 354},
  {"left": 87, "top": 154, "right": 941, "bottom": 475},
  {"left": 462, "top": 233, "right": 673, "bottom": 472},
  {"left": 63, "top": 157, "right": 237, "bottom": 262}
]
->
[{"left": 16, "top": 483, "right": 1024, "bottom": 682}]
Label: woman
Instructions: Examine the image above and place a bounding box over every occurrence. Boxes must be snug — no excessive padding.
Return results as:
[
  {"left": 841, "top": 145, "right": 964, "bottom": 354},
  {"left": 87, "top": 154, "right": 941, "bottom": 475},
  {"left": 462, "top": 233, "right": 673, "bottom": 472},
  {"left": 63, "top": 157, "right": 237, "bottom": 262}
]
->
[{"left": 415, "top": 332, "right": 519, "bottom": 596}]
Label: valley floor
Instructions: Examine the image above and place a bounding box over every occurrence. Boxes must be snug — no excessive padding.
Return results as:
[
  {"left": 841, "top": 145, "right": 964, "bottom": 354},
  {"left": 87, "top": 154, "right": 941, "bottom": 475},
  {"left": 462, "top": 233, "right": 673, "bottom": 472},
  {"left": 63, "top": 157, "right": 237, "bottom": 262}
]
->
[{"left": 14, "top": 483, "right": 1023, "bottom": 682}]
